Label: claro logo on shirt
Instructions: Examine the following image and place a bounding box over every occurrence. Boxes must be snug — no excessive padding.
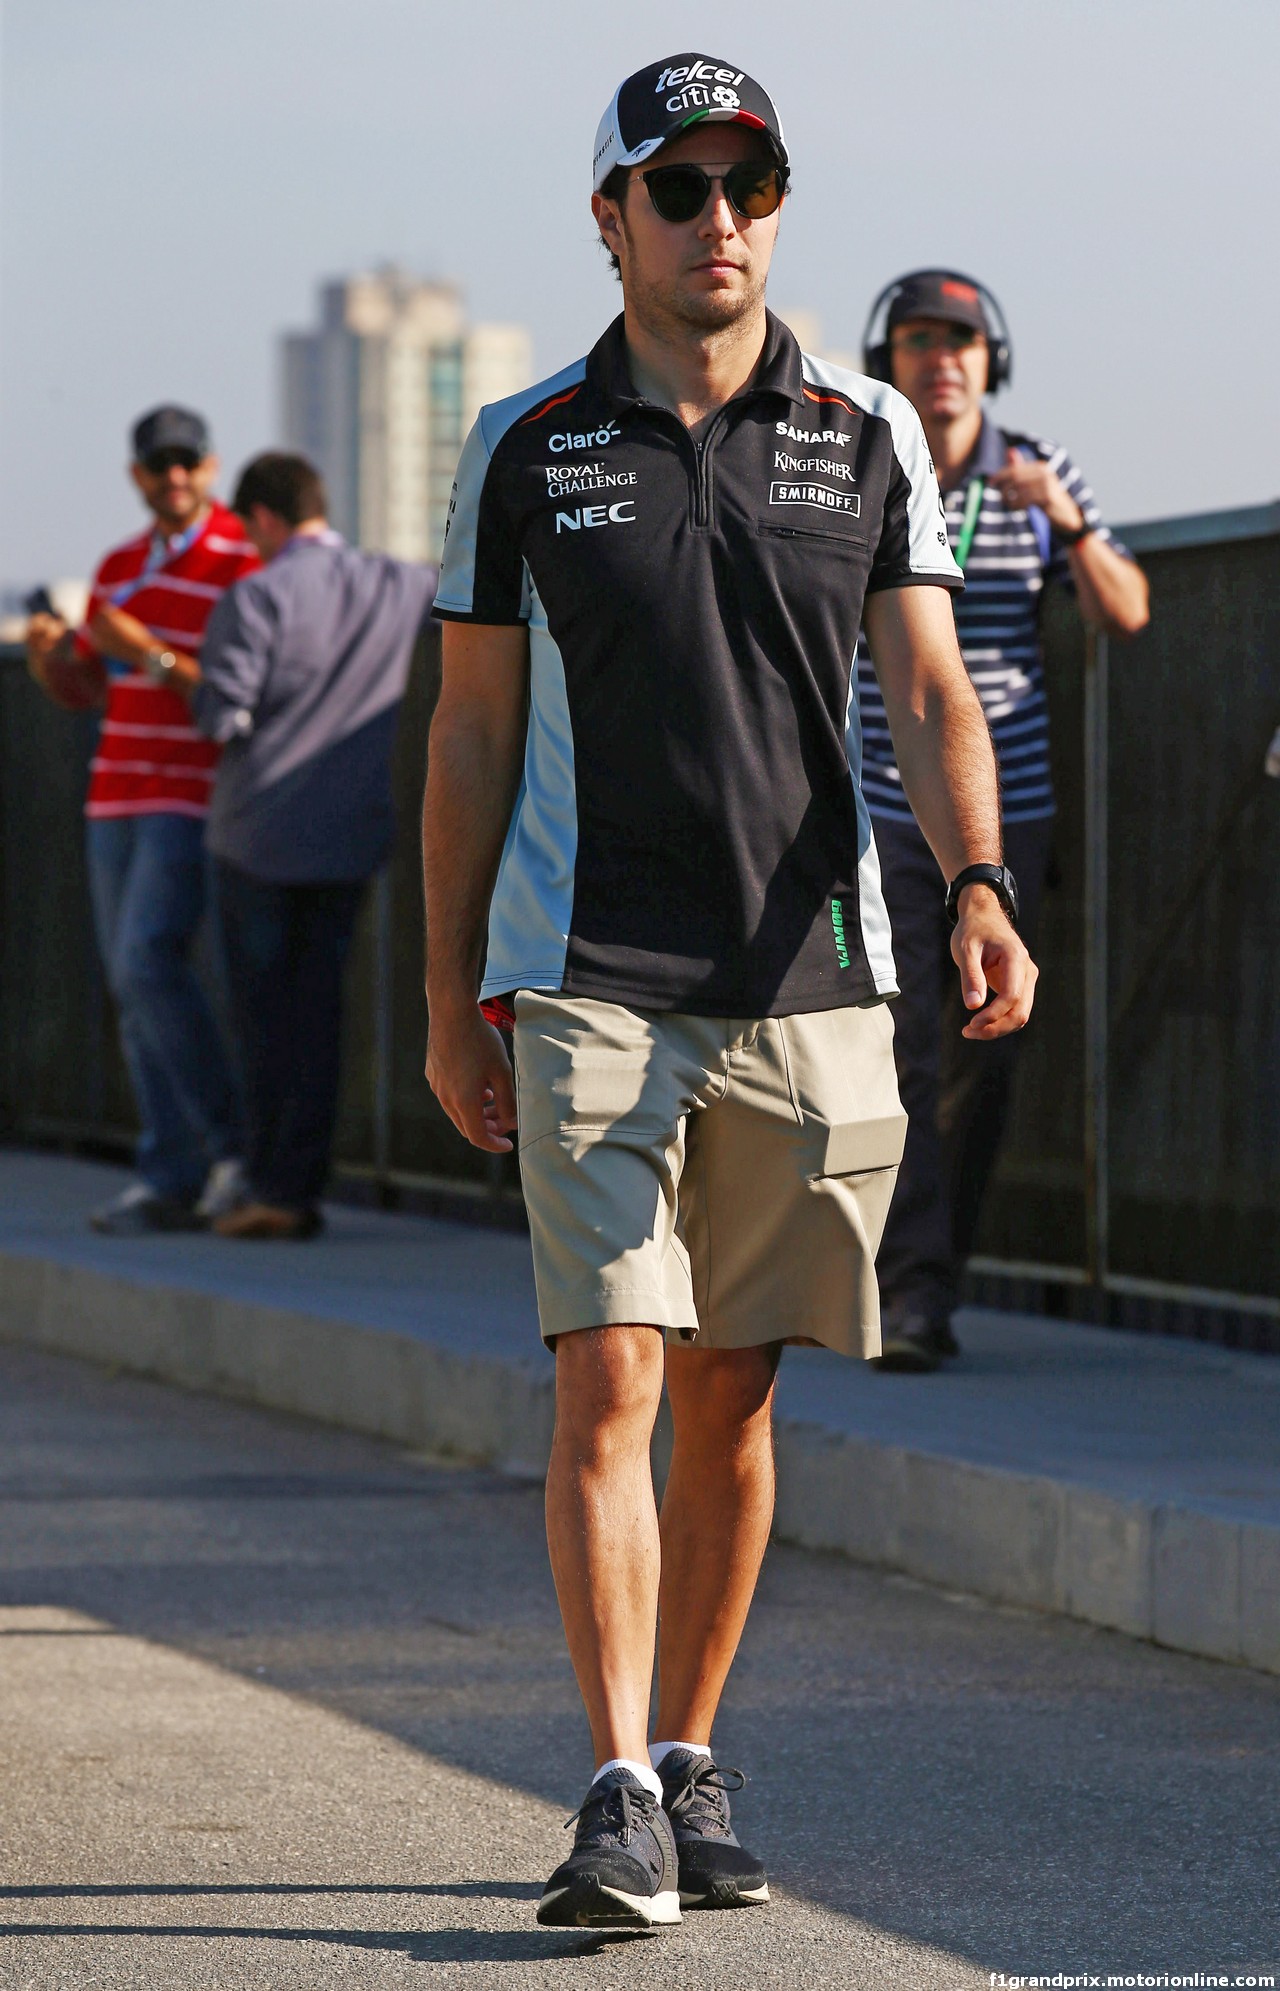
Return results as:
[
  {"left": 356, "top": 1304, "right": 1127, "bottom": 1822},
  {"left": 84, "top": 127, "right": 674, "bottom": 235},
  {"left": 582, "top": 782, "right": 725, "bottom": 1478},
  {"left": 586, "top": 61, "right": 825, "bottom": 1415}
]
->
[
  {"left": 549, "top": 423, "right": 621, "bottom": 454},
  {"left": 555, "top": 502, "right": 636, "bottom": 533}
]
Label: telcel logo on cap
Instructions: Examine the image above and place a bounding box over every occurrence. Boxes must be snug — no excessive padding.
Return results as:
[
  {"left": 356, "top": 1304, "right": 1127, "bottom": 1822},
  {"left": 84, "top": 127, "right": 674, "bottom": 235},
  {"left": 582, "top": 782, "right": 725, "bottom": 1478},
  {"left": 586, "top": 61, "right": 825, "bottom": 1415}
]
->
[{"left": 654, "top": 59, "right": 746, "bottom": 112}]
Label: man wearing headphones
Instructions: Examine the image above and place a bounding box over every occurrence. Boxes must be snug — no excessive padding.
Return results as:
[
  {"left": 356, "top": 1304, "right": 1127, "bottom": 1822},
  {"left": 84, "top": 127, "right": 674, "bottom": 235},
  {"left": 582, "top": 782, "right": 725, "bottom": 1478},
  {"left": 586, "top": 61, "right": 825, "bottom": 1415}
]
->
[{"left": 857, "top": 270, "right": 1149, "bottom": 1372}]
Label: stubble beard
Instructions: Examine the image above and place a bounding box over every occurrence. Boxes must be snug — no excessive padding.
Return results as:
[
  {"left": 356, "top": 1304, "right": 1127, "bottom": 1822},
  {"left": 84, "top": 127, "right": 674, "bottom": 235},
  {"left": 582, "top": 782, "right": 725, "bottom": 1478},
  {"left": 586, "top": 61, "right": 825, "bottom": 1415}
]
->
[{"left": 622, "top": 230, "right": 768, "bottom": 342}]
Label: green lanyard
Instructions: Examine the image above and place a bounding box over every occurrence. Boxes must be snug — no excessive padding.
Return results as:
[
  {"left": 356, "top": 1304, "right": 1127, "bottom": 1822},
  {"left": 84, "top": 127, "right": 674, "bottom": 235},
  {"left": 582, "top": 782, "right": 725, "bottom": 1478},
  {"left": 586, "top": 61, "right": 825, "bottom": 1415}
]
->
[{"left": 952, "top": 475, "right": 985, "bottom": 572}]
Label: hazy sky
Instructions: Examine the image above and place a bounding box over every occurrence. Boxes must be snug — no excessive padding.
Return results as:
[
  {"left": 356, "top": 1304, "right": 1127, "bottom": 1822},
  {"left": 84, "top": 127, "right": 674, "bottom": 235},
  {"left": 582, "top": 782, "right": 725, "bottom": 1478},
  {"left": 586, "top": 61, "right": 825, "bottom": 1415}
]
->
[{"left": 2, "top": 0, "right": 1276, "bottom": 583}]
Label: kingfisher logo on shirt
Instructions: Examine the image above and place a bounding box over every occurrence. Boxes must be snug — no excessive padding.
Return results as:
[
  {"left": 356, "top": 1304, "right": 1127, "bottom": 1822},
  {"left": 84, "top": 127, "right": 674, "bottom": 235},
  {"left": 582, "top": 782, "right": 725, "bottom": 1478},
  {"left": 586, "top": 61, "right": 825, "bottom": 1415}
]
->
[{"left": 775, "top": 452, "right": 856, "bottom": 484}]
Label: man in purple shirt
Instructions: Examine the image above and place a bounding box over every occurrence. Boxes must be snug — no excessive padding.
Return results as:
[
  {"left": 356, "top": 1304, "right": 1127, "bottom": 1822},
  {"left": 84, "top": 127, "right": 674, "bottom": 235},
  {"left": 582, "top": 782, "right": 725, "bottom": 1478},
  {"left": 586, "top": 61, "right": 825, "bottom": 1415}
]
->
[{"left": 194, "top": 451, "right": 435, "bottom": 1238}]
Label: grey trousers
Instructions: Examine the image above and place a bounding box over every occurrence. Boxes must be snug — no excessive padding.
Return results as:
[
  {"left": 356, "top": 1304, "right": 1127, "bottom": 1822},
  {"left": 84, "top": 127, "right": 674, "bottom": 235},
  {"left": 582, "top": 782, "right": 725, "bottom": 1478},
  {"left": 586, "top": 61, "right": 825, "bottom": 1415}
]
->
[{"left": 872, "top": 812, "right": 1055, "bottom": 1318}]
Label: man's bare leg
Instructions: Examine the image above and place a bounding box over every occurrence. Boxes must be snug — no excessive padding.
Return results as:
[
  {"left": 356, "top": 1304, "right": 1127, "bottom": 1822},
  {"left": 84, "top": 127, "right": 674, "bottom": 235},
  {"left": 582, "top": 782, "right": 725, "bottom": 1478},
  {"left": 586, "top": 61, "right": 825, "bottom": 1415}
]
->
[
  {"left": 544, "top": 1323, "right": 667, "bottom": 1767},
  {"left": 653, "top": 1342, "right": 781, "bottom": 1744}
]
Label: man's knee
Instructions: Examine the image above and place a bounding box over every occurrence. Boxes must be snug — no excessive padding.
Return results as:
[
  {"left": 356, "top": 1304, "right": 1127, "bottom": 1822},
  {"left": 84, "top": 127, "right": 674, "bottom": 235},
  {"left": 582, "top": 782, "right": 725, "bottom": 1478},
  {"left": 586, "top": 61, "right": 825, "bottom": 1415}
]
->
[
  {"left": 111, "top": 926, "right": 189, "bottom": 1007},
  {"left": 667, "top": 1343, "right": 781, "bottom": 1433},
  {"left": 553, "top": 1323, "right": 666, "bottom": 1454}
]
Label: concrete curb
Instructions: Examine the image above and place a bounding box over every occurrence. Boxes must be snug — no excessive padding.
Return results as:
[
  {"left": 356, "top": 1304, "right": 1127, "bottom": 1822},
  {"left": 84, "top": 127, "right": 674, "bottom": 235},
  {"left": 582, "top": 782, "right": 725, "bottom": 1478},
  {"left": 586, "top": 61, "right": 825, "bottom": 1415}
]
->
[{"left": 3, "top": 1246, "right": 1276, "bottom": 1678}]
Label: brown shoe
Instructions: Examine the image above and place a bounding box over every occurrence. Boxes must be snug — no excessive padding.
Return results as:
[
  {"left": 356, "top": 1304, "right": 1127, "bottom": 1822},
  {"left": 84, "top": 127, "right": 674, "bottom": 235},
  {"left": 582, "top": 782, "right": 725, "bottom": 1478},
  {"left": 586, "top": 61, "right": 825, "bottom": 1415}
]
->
[{"left": 212, "top": 1201, "right": 322, "bottom": 1241}]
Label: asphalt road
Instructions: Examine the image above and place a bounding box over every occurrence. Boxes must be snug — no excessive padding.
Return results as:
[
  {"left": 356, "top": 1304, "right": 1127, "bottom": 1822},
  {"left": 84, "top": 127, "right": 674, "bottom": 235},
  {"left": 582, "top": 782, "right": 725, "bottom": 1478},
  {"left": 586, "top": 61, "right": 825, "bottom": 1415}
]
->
[{"left": 0, "top": 1342, "right": 1276, "bottom": 1991}]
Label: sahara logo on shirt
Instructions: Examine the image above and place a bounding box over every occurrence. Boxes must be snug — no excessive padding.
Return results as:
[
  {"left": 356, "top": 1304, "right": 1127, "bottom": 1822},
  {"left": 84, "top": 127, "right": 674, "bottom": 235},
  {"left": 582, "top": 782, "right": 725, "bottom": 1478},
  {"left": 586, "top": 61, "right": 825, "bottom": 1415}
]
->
[{"left": 776, "top": 421, "right": 850, "bottom": 447}]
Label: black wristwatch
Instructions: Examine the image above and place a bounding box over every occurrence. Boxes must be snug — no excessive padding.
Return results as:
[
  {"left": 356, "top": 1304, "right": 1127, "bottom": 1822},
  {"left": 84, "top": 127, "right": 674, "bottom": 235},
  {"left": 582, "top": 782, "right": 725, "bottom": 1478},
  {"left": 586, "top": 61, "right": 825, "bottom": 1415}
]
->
[
  {"left": 945, "top": 863, "right": 1019, "bottom": 927},
  {"left": 1055, "top": 515, "right": 1095, "bottom": 547}
]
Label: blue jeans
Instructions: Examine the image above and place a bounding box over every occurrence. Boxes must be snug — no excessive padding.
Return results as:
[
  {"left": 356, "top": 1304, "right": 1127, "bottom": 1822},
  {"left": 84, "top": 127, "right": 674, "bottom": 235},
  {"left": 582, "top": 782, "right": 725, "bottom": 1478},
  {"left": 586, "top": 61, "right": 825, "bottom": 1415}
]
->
[
  {"left": 212, "top": 861, "right": 365, "bottom": 1211},
  {"left": 86, "top": 813, "right": 240, "bottom": 1200}
]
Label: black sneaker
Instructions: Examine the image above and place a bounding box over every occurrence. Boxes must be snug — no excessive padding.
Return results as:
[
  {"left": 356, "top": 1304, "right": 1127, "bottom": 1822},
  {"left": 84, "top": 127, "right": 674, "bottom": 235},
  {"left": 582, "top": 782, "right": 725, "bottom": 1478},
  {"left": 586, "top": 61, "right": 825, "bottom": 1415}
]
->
[
  {"left": 657, "top": 1748, "right": 770, "bottom": 1909},
  {"left": 89, "top": 1183, "right": 201, "bottom": 1236},
  {"left": 873, "top": 1297, "right": 960, "bottom": 1373},
  {"left": 537, "top": 1769, "right": 680, "bottom": 1930}
]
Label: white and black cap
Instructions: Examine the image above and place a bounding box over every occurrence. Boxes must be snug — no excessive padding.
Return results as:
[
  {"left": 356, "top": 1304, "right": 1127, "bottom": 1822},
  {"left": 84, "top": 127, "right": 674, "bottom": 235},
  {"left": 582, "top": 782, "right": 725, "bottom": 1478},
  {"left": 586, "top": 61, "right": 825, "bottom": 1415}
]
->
[{"left": 593, "top": 54, "right": 788, "bottom": 193}]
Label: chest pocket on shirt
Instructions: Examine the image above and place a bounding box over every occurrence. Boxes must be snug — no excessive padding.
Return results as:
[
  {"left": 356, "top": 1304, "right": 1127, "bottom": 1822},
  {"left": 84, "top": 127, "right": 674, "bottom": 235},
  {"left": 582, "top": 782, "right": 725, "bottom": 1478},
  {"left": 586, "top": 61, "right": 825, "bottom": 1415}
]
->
[{"left": 756, "top": 517, "right": 869, "bottom": 550}]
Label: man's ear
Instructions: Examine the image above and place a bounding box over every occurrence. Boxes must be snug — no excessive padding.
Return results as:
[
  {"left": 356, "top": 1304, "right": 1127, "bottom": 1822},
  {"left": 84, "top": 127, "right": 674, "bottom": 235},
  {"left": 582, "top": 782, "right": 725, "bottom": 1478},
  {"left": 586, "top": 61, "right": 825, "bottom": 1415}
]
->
[{"left": 591, "top": 189, "right": 625, "bottom": 261}]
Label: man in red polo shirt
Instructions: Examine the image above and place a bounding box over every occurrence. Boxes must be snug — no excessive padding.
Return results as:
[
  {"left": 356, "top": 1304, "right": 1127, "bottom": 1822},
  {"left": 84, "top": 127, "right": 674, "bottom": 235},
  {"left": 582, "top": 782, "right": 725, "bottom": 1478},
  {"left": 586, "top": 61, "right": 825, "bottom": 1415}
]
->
[{"left": 26, "top": 406, "right": 259, "bottom": 1232}]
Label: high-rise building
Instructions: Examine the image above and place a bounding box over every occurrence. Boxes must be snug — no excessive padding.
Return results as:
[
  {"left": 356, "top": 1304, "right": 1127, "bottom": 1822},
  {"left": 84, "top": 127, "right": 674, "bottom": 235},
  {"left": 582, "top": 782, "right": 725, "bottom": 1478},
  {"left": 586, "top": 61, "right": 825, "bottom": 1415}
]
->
[{"left": 281, "top": 268, "right": 532, "bottom": 561}]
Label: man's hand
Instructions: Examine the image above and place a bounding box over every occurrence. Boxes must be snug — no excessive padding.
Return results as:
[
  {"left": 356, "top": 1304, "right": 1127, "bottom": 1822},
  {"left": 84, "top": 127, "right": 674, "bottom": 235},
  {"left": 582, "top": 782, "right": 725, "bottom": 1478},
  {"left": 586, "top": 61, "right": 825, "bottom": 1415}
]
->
[
  {"left": 989, "top": 447, "right": 1085, "bottom": 536},
  {"left": 425, "top": 1003, "right": 518, "bottom": 1154},
  {"left": 25, "top": 611, "right": 68, "bottom": 670},
  {"left": 25, "top": 613, "right": 107, "bottom": 711},
  {"left": 988, "top": 448, "right": 1149, "bottom": 636},
  {"left": 951, "top": 884, "right": 1038, "bottom": 1040}
]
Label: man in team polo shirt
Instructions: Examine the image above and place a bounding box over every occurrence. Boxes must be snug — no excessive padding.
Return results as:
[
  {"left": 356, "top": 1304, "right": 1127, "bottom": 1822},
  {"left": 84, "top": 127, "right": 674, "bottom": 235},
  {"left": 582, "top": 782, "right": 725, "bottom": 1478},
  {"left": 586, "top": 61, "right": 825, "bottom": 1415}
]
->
[
  {"left": 423, "top": 55, "right": 1037, "bottom": 1930},
  {"left": 855, "top": 272, "right": 1149, "bottom": 1372},
  {"left": 26, "top": 406, "right": 258, "bottom": 1234}
]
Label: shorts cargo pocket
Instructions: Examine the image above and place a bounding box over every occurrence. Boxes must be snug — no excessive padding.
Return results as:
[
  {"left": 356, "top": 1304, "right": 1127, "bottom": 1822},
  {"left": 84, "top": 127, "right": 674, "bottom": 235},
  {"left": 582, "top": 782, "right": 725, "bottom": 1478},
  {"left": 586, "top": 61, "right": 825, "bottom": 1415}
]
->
[{"left": 817, "top": 1111, "right": 907, "bottom": 1179}]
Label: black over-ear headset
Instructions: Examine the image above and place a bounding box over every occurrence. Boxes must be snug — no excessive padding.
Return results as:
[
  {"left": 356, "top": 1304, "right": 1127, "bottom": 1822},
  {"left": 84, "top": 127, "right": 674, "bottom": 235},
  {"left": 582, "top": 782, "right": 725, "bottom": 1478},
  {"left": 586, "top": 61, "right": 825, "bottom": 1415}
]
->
[{"left": 861, "top": 269, "right": 1013, "bottom": 394}]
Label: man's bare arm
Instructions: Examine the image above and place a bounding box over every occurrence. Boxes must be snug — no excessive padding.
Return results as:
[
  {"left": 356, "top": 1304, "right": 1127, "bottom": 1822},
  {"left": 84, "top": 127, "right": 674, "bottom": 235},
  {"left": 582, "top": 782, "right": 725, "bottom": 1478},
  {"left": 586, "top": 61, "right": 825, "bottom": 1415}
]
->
[
  {"left": 1064, "top": 529, "right": 1150, "bottom": 635},
  {"left": 421, "top": 621, "right": 530, "bottom": 1151},
  {"left": 863, "top": 584, "right": 1037, "bottom": 1040},
  {"left": 89, "top": 603, "right": 201, "bottom": 700}
]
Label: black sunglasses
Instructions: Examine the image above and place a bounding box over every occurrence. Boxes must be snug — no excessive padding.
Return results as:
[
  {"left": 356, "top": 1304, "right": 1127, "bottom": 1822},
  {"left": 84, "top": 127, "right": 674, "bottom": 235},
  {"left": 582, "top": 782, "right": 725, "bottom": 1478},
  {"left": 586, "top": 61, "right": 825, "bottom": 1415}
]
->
[
  {"left": 638, "top": 161, "right": 788, "bottom": 225},
  {"left": 140, "top": 446, "right": 202, "bottom": 475}
]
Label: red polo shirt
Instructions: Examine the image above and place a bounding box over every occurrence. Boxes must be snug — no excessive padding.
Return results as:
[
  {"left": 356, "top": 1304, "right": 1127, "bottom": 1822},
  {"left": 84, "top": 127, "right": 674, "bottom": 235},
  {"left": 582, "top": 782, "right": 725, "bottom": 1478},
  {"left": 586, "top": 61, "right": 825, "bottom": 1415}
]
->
[{"left": 75, "top": 502, "right": 258, "bottom": 819}]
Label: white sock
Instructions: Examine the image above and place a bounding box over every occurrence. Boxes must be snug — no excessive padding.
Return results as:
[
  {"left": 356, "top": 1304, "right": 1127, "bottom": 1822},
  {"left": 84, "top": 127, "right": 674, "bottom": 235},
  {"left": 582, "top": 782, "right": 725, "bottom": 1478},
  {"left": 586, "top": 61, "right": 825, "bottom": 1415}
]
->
[
  {"left": 649, "top": 1739, "right": 712, "bottom": 1771},
  {"left": 593, "top": 1756, "right": 663, "bottom": 1802}
]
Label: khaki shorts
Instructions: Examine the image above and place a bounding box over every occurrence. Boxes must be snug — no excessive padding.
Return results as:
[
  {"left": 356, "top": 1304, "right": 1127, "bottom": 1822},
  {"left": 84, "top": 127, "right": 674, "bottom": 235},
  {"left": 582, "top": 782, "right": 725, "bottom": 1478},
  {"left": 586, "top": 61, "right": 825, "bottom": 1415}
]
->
[{"left": 512, "top": 992, "right": 907, "bottom": 1360}]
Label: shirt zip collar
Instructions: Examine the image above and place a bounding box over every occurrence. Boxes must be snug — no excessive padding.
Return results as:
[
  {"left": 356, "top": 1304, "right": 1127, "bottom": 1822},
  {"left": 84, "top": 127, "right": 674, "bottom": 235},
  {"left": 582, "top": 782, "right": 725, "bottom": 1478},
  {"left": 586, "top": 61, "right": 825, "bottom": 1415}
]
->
[{"left": 585, "top": 309, "right": 808, "bottom": 415}]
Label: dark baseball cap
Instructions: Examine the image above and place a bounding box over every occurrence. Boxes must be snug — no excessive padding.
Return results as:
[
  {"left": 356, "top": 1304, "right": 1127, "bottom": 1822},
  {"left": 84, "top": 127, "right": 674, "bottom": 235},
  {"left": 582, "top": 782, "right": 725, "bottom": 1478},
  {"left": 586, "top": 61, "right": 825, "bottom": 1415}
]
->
[
  {"left": 593, "top": 54, "right": 788, "bottom": 193},
  {"left": 885, "top": 271, "right": 989, "bottom": 335},
  {"left": 131, "top": 404, "right": 211, "bottom": 462}
]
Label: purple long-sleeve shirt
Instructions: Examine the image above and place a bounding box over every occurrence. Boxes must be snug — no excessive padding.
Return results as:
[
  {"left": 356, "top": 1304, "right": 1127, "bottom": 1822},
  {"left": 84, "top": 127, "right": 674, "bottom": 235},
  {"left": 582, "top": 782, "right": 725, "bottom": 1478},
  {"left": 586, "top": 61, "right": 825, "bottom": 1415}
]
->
[{"left": 194, "top": 533, "right": 435, "bottom": 882}]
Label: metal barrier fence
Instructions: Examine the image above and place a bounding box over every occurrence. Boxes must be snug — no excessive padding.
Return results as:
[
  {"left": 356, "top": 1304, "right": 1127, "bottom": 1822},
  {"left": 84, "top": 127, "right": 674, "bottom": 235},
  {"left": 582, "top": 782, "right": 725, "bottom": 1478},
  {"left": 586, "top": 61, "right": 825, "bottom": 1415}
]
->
[{"left": 2, "top": 499, "right": 1277, "bottom": 1346}]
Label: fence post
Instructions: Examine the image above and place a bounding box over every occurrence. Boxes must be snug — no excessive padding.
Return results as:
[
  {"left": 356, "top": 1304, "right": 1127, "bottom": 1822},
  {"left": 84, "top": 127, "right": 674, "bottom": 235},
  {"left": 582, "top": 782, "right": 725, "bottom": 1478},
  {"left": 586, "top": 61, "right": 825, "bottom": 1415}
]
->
[
  {"left": 1082, "top": 628, "right": 1110, "bottom": 1291},
  {"left": 372, "top": 865, "right": 394, "bottom": 1192}
]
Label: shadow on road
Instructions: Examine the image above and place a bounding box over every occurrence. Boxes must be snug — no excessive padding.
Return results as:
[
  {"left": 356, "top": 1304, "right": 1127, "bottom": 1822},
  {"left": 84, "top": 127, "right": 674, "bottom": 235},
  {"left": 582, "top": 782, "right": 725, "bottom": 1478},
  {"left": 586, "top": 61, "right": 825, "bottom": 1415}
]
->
[{"left": 1, "top": 1344, "right": 1277, "bottom": 1977}]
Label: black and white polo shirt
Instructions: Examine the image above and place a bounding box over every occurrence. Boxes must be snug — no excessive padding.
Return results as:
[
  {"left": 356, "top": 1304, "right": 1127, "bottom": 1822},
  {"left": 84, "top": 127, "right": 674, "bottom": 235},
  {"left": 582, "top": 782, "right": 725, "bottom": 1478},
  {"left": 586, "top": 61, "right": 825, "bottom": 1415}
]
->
[
  {"left": 435, "top": 312, "right": 961, "bottom": 1016},
  {"left": 856, "top": 411, "right": 1127, "bottom": 825}
]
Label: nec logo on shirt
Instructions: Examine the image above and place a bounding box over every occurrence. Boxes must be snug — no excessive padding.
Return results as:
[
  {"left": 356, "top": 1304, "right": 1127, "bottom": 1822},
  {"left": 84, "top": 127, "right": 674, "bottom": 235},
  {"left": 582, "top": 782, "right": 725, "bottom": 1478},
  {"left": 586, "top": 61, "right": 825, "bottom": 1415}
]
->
[{"left": 554, "top": 502, "right": 636, "bottom": 533}]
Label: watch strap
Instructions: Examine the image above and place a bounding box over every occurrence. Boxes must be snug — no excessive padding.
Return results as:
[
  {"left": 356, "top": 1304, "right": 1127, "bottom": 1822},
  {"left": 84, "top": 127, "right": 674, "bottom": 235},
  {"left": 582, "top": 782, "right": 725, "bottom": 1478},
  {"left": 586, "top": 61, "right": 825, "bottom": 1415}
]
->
[{"left": 945, "top": 862, "right": 1019, "bottom": 927}]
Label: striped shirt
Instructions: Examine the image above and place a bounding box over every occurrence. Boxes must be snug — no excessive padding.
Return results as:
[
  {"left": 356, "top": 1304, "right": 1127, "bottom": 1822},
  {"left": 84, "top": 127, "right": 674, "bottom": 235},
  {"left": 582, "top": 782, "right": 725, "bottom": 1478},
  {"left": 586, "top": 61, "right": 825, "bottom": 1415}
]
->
[
  {"left": 75, "top": 503, "right": 259, "bottom": 820},
  {"left": 856, "top": 418, "right": 1125, "bottom": 824}
]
